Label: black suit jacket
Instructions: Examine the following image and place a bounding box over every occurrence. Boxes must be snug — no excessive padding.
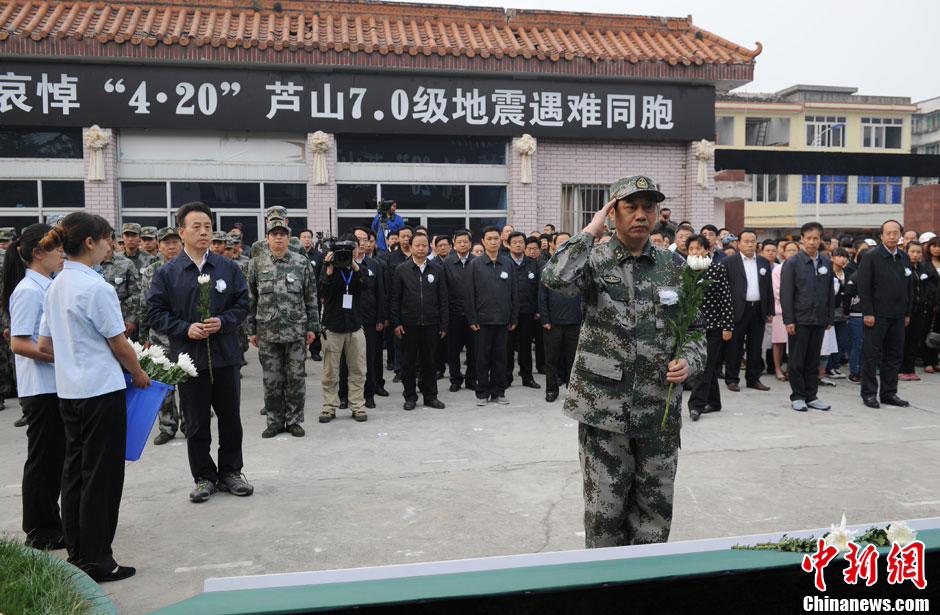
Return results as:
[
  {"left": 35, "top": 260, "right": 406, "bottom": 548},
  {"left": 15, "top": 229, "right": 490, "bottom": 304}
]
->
[{"left": 724, "top": 252, "right": 774, "bottom": 324}]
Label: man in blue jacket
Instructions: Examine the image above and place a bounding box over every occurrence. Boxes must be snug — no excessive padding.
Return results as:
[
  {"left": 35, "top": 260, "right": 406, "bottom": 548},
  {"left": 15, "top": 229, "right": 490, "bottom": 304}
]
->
[
  {"left": 371, "top": 201, "right": 405, "bottom": 252},
  {"left": 148, "top": 201, "right": 252, "bottom": 504}
]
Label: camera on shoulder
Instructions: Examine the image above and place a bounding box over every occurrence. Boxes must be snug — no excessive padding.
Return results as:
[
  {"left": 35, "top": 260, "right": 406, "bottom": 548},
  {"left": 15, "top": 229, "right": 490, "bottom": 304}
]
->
[{"left": 322, "top": 236, "right": 357, "bottom": 269}]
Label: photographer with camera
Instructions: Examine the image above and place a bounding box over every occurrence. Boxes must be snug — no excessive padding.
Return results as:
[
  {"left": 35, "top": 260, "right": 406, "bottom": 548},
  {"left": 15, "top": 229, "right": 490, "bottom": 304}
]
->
[
  {"left": 371, "top": 200, "right": 405, "bottom": 252},
  {"left": 318, "top": 233, "right": 369, "bottom": 423}
]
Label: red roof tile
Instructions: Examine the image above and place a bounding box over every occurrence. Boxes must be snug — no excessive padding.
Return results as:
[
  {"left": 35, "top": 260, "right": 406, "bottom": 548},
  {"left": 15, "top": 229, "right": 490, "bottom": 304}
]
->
[{"left": 0, "top": 0, "right": 761, "bottom": 64}]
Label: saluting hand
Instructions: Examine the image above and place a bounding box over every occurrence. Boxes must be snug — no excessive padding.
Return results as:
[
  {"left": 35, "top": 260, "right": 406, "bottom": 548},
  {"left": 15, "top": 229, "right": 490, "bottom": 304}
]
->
[{"left": 585, "top": 197, "right": 617, "bottom": 238}]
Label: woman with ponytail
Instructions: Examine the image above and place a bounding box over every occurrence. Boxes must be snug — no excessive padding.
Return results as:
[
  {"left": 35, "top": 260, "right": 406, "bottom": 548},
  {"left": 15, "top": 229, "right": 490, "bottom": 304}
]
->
[
  {"left": 36, "top": 212, "right": 150, "bottom": 583},
  {"left": 2, "top": 223, "right": 65, "bottom": 550}
]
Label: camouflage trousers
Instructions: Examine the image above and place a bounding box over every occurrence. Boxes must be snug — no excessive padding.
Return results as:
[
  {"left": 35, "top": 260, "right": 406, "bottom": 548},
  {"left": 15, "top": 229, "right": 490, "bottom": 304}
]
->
[
  {"left": 157, "top": 390, "right": 183, "bottom": 436},
  {"left": 578, "top": 422, "right": 680, "bottom": 548},
  {"left": 259, "top": 339, "right": 307, "bottom": 428},
  {"left": 0, "top": 337, "right": 15, "bottom": 398}
]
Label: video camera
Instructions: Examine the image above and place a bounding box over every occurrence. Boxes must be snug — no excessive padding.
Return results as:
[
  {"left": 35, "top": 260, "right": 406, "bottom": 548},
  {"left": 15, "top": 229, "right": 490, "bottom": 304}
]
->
[
  {"left": 375, "top": 198, "right": 395, "bottom": 220},
  {"left": 320, "top": 235, "right": 357, "bottom": 270}
]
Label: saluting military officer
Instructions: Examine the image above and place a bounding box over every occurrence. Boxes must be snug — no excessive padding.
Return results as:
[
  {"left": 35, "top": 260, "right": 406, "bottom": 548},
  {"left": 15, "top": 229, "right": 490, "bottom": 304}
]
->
[
  {"left": 248, "top": 219, "right": 319, "bottom": 438},
  {"left": 100, "top": 237, "right": 141, "bottom": 338},
  {"left": 121, "top": 222, "right": 156, "bottom": 273},
  {"left": 0, "top": 227, "right": 17, "bottom": 411},
  {"left": 542, "top": 176, "right": 706, "bottom": 548},
  {"left": 140, "top": 226, "right": 159, "bottom": 258},
  {"left": 138, "top": 227, "right": 186, "bottom": 445}
]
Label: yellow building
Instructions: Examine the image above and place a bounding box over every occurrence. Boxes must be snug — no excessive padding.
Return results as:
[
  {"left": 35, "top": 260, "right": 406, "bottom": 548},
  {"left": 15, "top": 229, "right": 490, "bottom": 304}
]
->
[{"left": 715, "top": 85, "right": 917, "bottom": 233}]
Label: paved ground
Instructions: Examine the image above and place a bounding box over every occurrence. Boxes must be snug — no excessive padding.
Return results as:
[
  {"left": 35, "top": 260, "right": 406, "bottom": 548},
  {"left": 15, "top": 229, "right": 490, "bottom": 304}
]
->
[{"left": 2, "top": 350, "right": 940, "bottom": 614}]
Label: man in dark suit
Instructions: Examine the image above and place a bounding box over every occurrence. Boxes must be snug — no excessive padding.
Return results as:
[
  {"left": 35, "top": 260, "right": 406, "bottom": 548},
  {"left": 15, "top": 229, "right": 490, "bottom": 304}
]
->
[
  {"left": 857, "top": 220, "right": 913, "bottom": 408},
  {"left": 723, "top": 229, "right": 774, "bottom": 392},
  {"left": 148, "top": 201, "right": 252, "bottom": 504}
]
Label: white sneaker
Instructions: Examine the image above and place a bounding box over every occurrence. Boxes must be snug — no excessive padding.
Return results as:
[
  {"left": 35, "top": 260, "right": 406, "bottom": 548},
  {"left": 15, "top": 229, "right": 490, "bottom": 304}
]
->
[
  {"left": 495, "top": 396, "right": 510, "bottom": 405},
  {"left": 475, "top": 398, "right": 488, "bottom": 407},
  {"left": 807, "top": 399, "right": 831, "bottom": 411},
  {"left": 792, "top": 400, "right": 808, "bottom": 412}
]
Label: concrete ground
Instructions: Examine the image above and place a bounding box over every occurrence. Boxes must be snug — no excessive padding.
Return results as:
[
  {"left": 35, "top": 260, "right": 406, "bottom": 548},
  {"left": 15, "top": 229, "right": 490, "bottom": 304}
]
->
[{"left": 2, "top": 349, "right": 940, "bottom": 614}]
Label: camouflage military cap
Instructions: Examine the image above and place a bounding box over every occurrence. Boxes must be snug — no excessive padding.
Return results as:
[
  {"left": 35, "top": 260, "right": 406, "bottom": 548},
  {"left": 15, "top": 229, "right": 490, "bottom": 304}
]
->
[
  {"left": 225, "top": 238, "right": 235, "bottom": 248},
  {"left": 122, "top": 222, "right": 142, "bottom": 235},
  {"left": 157, "top": 226, "right": 180, "bottom": 241},
  {"left": 140, "top": 226, "right": 158, "bottom": 239},
  {"left": 45, "top": 214, "right": 66, "bottom": 225},
  {"left": 264, "top": 206, "right": 288, "bottom": 220},
  {"left": 228, "top": 227, "right": 243, "bottom": 238},
  {"left": 0, "top": 227, "right": 15, "bottom": 242},
  {"left": 609, "top": 176, "right": 666, "bottom": 203},
  {"left": 266, "top": 219, "right": 291, "bottom": 234},
  {"left": 211, "top": 231, "right": 227, "bottom": 242},
  {"left": 226, "top": 232, "right": 242, "bottom": 245}
]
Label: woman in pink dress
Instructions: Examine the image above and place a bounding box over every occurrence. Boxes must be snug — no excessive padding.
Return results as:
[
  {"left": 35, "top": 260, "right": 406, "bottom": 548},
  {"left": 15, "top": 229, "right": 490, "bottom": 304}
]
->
[{"left": 772, "top": 241, "right": 800, "bottom": 380}]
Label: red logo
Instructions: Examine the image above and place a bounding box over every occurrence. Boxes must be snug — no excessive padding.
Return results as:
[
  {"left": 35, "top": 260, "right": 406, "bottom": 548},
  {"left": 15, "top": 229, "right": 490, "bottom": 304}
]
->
[{"left": 886, "top": 541, "right": 927, "bottom": 590}]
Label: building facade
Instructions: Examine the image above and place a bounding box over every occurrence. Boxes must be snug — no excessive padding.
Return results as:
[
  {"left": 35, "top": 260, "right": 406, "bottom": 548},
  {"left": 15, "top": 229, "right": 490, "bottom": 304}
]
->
[
  {"left": 715, "top": 85, "right": 917, "bottom": 234},
  {"left": 912, "top": 96, "right": 940, "bottom": 185},
  {"left": 0, "top": 0, "right": 758, "bottom": 241}
]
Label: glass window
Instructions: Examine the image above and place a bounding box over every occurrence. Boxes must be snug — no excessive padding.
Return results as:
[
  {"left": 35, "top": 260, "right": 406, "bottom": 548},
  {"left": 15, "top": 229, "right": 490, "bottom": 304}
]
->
[
  {"left": 0, "top": 126, "right": 83, "bottom": 159},
  {"left": 805, "top": 117, "right": 845, "bottom": 147},
  {"left": 0, "top": 181, "right": 39, "bottom": 208},
  {"left": 337, "top": 216, "right": 371, "bottom": 237},
  {"left": 0, "top": 214, "right": 41, "bottom": 233},
  {"left": 264, "top": 183, "right": 306, "bottom": 209},
  {"left": 337, "top": 184, "right": 378, "bottom": 210},
  {"left": 122, "top": 182, "right": 168, "bottom": 209},
  {"left": 469, "top": 186, "right": 507, "bottom": 210},
  {"left": 857, "top": 176, "right": 903, "bottom": 204},
  {"left": 41, "top": 180, "right": 84, "bottom": 208},
  {"left": 381, "top": 184, "right": 465, "bottom": 211},
  {"left": 170, "top": 182, "right": 260, "bottom": 210},
  {"left": 750, "top": 174, "right": 788, "bottom": 202},
  {"left": 818, "top": 175, "right": 847, "bottom": 204},
  {"left": 715, "top": 117, "right": 734, "bottom": 145},
  {"left": 218, "top": 215, "right": 260, "bottom": 246},
  {"left": 745, "top": 118, "right": 789, "bottom": 146},
  {"left": 801, "top": 175, "right": 817, "bottom": 204},
  {"left": 336, "top": 134, "right": 507, "bottom": 165},
  {"left": 121, "top": 214, "right": 170, "bottom": 230},
  {"left": 426, "top": 217, "right": 469, "bottom": 240},
  {"left": 561, "top": 184, "right": 609, "bottom": 232},
  {"left": 468, "top": 216, "right": 508, "bottom": 242}
]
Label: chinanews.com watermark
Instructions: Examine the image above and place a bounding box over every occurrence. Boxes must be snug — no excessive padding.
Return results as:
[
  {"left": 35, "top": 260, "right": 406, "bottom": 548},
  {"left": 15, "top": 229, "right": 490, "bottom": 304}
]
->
[{"left": 803, "top": 597, "right": 929, "bottom": 612}]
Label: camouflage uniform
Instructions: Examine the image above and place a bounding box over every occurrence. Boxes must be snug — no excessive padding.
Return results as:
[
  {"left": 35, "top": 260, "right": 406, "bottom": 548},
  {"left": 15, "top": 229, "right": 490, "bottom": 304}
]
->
[
  {"left": 247, "top": 220, "right": 320, "bottom": 429},
  {"left": 229, "top": 234, "right": 251, "bottom": 360},
  {"left": 121, "top": 223, "right": 157, "bottom": 275},
  {"left": 541, "top": 175, "right": 706, "bottom": 549},
  {"left": 0, "top": 229, "right": 16, "bottom": 403},
  {"left": 138, "top": 227, "right": 184, "bottom": 438},
  {"left": 140, "top": 226, "right": 159, "bottom": 258},
  {"left": 100, "top": 253, "right": 140, "bottom": 331}
]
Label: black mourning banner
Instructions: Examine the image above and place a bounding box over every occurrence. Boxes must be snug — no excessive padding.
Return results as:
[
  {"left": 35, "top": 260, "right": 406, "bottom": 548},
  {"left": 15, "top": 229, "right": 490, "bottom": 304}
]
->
[{"left": 0, "top": 61, "right": 715, "bottom": 140}]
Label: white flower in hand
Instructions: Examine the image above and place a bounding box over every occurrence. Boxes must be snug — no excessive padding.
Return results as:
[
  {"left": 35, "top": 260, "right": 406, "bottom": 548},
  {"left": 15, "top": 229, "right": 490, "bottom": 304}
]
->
[
  {"left": 197, "top": 273, "right": 211, "bottom": 285},
  {"left": 687, "top": 255, "right": 712, "bottom": 271},
  {"left": 176, "top": 353, "right": 198, "bottom": 378},
  {"left": 887, "top": 521, "right": 917, "bottom": 547},
  {"left": 130, "top": 340, "right": 145, "bottom": 359},
  {"left": 824, "top": 513, "right": 857, "bottom": 552},
  {"left": 658, "top": 288, "right": 679, "bottom": 306},
  {"left": 215, "top": 279, "right": 227, "bottom": 293},
  {"left": 144, "top": 344, "right": 168, "bottom": 362}
]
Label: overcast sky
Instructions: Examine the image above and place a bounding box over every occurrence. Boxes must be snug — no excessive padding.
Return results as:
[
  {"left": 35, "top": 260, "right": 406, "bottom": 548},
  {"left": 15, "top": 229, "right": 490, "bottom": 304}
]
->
[{"left": 389, "top": 0, "right": 939, "bottom": 102}]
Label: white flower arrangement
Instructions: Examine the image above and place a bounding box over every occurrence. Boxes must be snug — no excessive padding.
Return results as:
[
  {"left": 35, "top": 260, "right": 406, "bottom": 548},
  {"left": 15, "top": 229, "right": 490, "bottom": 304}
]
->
[
  {"left": 133, "top": 343, "right": 198, "bottom": 386},
  {"left": 823, "top": 513, "right": 857, "bottom": 553},
  {"left": 197, "top": 273, "right": 211, "bottom": 285},
  {"left": 887, "top": 521, "right": 917, "bottom": 547},
  {"left": 686, "top": 255, "right": 712, "bottom": 271}
]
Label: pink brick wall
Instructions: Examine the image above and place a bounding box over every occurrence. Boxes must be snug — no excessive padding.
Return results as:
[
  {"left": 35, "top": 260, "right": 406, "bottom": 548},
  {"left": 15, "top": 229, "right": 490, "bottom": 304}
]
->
[
  {"left": 307, "top": 132, "right": 338, "bottom": 234},
  {"left": 508, "top": 138, "right": 715, "bottom": 233},
  {"left": 82, "top": 126, "right": 120, "bottom": 224}
]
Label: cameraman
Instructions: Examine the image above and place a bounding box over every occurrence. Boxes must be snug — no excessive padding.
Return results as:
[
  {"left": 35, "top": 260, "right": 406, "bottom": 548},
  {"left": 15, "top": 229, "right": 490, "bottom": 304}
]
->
[
  {"left": 318, "top": 233, "right": 369, "bottom": 423},
  {"left": 371, "top": 201, "right": 405, "bottom": 252}
]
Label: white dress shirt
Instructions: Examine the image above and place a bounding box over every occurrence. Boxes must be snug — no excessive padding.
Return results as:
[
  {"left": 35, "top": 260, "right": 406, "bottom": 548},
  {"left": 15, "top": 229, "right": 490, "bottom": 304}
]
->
[
  {"left": 742, "top": 253, "right": 760, "bottom": 301},
  {"left": 9, "top": 270, "right": 57, "bottom": 397}
]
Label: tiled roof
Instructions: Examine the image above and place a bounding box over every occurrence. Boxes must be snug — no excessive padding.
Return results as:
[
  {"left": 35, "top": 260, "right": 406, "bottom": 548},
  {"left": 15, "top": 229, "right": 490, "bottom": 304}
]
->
[{"left": 0, "top": 0, "right": 761, "bottom": 65}]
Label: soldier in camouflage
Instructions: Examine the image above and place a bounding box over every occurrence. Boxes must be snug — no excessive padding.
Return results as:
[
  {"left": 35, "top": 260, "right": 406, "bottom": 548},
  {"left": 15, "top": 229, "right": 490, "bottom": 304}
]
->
[
  {"left": 250, "top": 207, "right": 303, "bottom": 258},
  {"left": 248, "top": 219, "right": 319, "bottom": 438},
  {"left": 0, "top": 227, "right": 16, "bottom": 413},
  {"left": 228, "top": 233, "right": 250, "bottom": 364},
  {"left": 140, "top": 226, "right": 159, "bottom": 258},
  {"left": 100, "top": 238, "right": 141, "bottom": 338},
  {"left": 542, "top": 175, "right": 705, "bottom": 548},
  {"left": 139, "top": 227, "right": 186, "bottom": 445},
  {"left": 121, "top": 222, "right": 156, "bottom": 274}
]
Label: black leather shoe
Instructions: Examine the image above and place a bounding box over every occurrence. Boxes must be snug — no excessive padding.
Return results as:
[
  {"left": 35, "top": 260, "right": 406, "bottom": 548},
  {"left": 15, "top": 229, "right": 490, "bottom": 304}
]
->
[
  {"left": 726, "top": 382, "right": 741, "bottom": 392},
  {"left": 424, "top": 398, "right": 446, "bottom": 409},
  {"left": 88, "top": 564, "right": 137, "bottom": 583},
  {"left": 862, "top": 397, "right": 881, "bottom": 409},
  {"left": 449, "top": 383, "right": 462, "bottom": 393},
  {"left": 375, "top": 387, "right": 390, "bottom": 397},
  {"left": 311, "top": 352, "right": 322, "bottom": 362},
  {"left": 393, "top": 374, "right": 401, "bottom": 383},
  {"left": 881, "top": 395, "right": 910, "bottom": 407},
  {"left": 14, "top": 414, "right": 28, "bottom": 427},
  {"left": 522, "top": 378, "right": 542, "bottom": 389},
  {"left": 747, "top": 381, "right": 770, "bottom": 391},
  {"left": 365, "top": 397, "right": 376, "bottom": 409},
  {"left": 403, "top": 400, "right": 416, "bottom": 411},
  {"left": 339, "top": 400, "right": 349, "bottom": 410},
  {"left": 690, "top": 408, "right": 701, "bottom": 422},
  {"left": 546, "top": 390, "right": 559, "bottom": 402}
]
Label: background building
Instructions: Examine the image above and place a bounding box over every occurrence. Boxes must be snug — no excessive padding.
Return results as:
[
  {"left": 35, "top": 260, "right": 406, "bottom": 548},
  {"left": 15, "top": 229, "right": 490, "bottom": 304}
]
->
[
  {"left": 912, "top": 96, "right": 940, "bottom": 184},
  {"left": 716, "top": 85, "right": 916, "bottom": 235}
]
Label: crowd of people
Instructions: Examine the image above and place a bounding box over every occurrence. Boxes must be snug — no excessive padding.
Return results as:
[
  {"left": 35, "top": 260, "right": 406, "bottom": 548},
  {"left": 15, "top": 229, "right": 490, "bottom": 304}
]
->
[{"left": 3, "top": 186, "right": 939, "bottom": 580}]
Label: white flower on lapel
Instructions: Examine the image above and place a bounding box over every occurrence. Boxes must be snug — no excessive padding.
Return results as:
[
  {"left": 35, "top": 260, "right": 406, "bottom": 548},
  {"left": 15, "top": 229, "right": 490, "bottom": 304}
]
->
[
  {"left": 759, "top": 267, "right": 767, "bottom": 276},
  {"left": 528, "top": 272, "right": 535, "bottom": 279},
  {"left": 500, "top": 271, "right": 509, "bottom": 279},
  {"left": 114, "top": 276, "right": 124, "bottom": 285},
  {"left": 139, "top": 267, "right": 147, "bottom": 275},
  {"left": 427, "top": 273, "right": 435, "bottom": 283},
  {"left": 921, "top": 273, "right": 929, "bottom": 281},
  {"left": 818, "top": 266, "right": 828, "bottom": 275},
  {"left": 657, "top": 288, "right": 679, "bottom": 306},
  {"left": 905, "top": 267, "right": 912, "bottom": 277},
  {"left": 286, "top": 274, "right": 296, "bottom": 284},
  {"left": 215, "top": 279, "right": 227, "bottom": 293}
]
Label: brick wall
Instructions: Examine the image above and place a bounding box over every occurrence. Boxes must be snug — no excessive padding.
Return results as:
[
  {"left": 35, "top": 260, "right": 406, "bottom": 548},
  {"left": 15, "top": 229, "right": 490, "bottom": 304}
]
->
[
  {"left": 515, "top": 139, "right": 711, "bottom": 233},
  {"left": 307, "top": 132, "right": 338, "bottom": 234},
  {"left": 82, "top": 126, "right": 120, "bottom": 224},
  {"left": 903, "top": 184, "right": 940, "bottom": 234}
]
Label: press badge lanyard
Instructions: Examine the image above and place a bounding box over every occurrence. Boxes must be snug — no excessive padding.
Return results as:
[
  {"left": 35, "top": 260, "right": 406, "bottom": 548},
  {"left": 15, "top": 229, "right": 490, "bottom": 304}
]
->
[{"left": 340, "top": 270, "right": 353, "bottom": 310}]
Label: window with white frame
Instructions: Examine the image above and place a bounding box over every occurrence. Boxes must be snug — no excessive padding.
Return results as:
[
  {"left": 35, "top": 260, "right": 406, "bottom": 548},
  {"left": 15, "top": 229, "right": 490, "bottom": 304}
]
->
[
  {"left": 0, "top": 179, "right": 85, "bottom": 232},
  {"left": 801, "top": 175, "right": 847, "bottom": 204},
  {"left": 748, "top": 174, "right": 789, "bottom": 202},
  {"left": 857, "top": 176, "right": 903, "bottom": 204},
  {"left": 745, "top": 118, "right": 790, "bottom": 146},
  {"left": 561, "top": 184, "right": 609, "bottom": 233},
  {"left": 715, "top": 117, "right": 735, "bottom": 145},
  {"left": 861, "top": 118, "right": 903, "bottom": 149},
  {"left": 805, "top": 116, "right": 846, "bottom": 147}
]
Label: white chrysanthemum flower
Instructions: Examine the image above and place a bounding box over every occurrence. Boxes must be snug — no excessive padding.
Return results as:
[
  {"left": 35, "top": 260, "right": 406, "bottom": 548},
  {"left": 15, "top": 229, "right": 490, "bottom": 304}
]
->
[
  {"left": 129, "top": 340, "right": 145, "bottom": 359},
  {"left": 824, "top": 513, "right": 857, "bottom": 552},
  {"left": 144, "top": 345, "right": 168, "bottom": 362},
  {"left": 153, "top": 355, "right": 172, "bottom": 368},
  {"left": 887, "top": 521, "right": 917, "bottom": 547},
  {"left": 176, "top": 353, "right": 198, "bottom": 378},
  {"left": 687, "top": 255, "right": 712, "bottom": 271},
  {"left": 197, "top": 274, "right": 211, "bottom": 285}
]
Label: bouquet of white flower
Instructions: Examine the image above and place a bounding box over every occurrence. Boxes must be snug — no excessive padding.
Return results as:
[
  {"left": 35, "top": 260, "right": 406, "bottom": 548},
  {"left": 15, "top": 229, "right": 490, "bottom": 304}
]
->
[{"left": 129, "top": 341, "right": 198, "bottom": 386}]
